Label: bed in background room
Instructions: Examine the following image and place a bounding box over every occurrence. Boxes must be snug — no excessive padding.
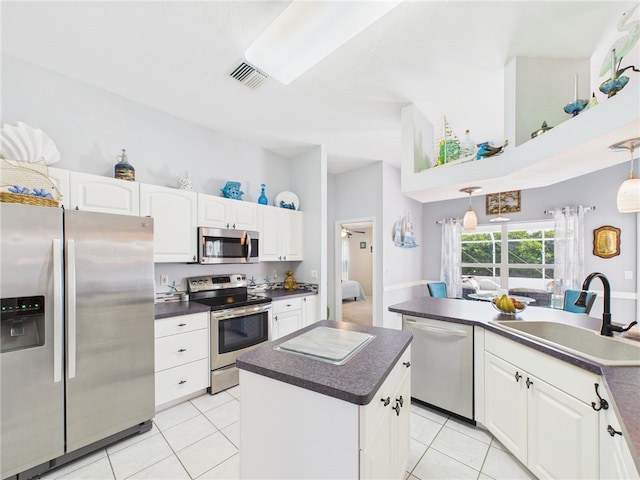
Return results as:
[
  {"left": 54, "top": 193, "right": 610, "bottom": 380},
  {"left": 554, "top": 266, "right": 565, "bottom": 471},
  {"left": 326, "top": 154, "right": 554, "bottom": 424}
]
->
[{"left": 341, "top": 280, "right": 367, "bottom": 301}]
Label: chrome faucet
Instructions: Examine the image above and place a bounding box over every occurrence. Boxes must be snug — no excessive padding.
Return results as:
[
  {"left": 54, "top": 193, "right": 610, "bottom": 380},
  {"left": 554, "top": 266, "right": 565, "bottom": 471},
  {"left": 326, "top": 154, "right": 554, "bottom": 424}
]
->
[{"left": 575, "top": 272, "right": 638, "bottom": 336}]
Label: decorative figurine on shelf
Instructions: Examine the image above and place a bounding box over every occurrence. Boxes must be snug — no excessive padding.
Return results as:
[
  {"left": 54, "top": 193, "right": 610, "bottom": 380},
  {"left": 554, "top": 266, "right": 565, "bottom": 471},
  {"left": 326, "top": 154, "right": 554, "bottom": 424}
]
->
[
  {"left": 436, "top": 116, "right": 460, "bottom": 165},
  {"left": 221, "top": 181, "right": 244, "bottom": 200},
  {"left": 177, "top": 170, "right": 195, "bottom": 191},
  {"left": 249, "top": 276, "right": 257, "bottom": 287},
  {"left": 599, "top": 6, "right": 640, "bottom": 98},
  {"left": 458, "top": 129, "right": 477, "bottom": 162},
  {"left": 563, "top": 73, "right": 589, "bottom": 116},
  {"left": 258, "top": 183, "right": 268, "bottom": 205},
  {"left": 114, "top": 149, "right": 135, "bottom": 181},
  {"left": 279, "top": 200, "right": 296, "bottom": 210},
  {"left": 531, "top": 121, "right": 553, "bottom": 139},
  {"left": 283, "top": 270, "right": 298, "bottom": 290},
  {"left": 476, "top": 140, "right": 508, "bottom": 159}
]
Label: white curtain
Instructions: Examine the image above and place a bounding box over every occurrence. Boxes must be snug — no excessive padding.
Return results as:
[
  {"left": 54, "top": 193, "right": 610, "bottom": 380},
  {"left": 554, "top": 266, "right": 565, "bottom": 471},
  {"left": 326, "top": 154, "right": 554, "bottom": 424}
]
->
[
  {"left": 440, "top": 218, "right": 462, "bottom": 298},
  {"left": 553, "top": 206, "right": 585, "bottom": 302}
]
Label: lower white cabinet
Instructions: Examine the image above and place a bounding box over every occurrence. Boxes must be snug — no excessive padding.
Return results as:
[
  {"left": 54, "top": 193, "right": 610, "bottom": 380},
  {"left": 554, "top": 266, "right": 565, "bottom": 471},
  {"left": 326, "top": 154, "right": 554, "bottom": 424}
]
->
[
  {"left": 598, "top": 386, "right": 640, "bottom": 480},
  {"left": 154, "top": 312, "right": 209, "bottom": 409},
  {"left": 484, "top": 332, "right": 600, "bottom": 479},
  {"left": 301, "top": 294, "right": 318, "bottom": 327},
  {"left": 271, "top": 294, "right": 318, "bottom": 339},
  {"left": 239, "top": 347, "right": 411, "bottom": 479}
]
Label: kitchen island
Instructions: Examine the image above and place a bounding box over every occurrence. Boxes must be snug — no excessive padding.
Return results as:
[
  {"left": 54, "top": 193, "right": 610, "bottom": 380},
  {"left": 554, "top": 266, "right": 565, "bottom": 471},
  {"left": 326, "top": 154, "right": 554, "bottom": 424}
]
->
[
  {"left": 236, "top": 320, "right": 412, "bottom": 479},
  {"left": 389, "top": 297, "right": 640, "bottom": 477}
]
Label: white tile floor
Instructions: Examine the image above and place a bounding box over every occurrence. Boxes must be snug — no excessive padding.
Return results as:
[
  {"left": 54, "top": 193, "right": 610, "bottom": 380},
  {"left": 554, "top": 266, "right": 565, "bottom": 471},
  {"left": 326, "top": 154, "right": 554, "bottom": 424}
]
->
[{"left": 39, "top": 388, "right": 535, "bottom": 480}]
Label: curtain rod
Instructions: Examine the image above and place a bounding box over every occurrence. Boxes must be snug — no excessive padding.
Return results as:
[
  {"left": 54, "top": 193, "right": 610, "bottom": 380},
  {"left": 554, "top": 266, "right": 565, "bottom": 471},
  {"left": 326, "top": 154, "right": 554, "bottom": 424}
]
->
[
  {"left": 435, "top": 218, "right": 462, "bottom": 225},
  {"left": 544, "top": 206, "right": 596, "bottom": 215}
]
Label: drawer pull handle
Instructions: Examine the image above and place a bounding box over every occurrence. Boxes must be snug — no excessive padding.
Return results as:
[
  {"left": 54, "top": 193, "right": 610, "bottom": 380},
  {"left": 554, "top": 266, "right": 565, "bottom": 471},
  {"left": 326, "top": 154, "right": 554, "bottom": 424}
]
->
[
  {"left": 607, "top": 425, "right": 622, "bottom": 437},
  {"left": 178, "top": 348, "right": 187, "bottom": 352},
  {"left": 178, "top": 323, "right": 187, "bottom": 327},
  {"left": 380, "top": 396, "right": 390, "bottom": 407},
  {"left": 514, "top": 371, "right": 522, "bottom": 382},
  {"left": 591, "top": 383, "right": 609, "bottom": 411},
  {"left": 403, "top": 361, "right": 411, "bottom": 368},
  {"left": 178, "top": 380, "right": 187, "bottom": 385},
  {"left": 392, "top": 402, "right": 401, "bottom": 416},
  {"left": 526, "top": 377, "right": 534, "bottom": 389}
]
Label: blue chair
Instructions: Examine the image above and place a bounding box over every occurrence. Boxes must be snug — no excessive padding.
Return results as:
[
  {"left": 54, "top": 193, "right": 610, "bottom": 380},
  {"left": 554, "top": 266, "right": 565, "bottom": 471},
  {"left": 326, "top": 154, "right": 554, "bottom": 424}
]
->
[
  {"left": 564, "top": 290, "right": 597, "bottom": 314},
  {"left": 427, "top": 282, "right": 447, "bottom": 298}
]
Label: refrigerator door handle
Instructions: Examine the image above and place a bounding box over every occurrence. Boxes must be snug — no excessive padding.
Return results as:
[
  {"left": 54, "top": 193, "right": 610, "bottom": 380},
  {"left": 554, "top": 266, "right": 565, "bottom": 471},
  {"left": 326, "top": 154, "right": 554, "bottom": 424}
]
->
[
  {"left": 53, "top": 239, "right": 63, "bottom": 383},
  {"left": 67, "top": 238, "right": 77, "bottom": 379}
]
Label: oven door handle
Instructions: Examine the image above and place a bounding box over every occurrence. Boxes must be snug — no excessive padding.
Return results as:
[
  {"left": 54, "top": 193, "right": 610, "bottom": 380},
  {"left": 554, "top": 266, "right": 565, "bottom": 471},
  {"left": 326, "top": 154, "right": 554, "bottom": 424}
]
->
[{"left": 211, "top": 304, "right": 271, "bottom": 320}]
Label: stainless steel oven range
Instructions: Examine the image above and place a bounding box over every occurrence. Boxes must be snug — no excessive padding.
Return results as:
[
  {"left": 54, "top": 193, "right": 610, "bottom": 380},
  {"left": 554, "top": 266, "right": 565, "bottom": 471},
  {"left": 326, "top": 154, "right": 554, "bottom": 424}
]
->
[{"left": 188, "top": 274, "right": 271, "bottom": 394}]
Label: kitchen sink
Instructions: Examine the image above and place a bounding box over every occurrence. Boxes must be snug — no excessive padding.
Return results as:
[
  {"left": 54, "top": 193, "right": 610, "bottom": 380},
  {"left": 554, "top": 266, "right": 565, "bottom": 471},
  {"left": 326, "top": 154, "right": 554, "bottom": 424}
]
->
[{"left": 490, "top": 320, "right": 640, "bottom": 366}]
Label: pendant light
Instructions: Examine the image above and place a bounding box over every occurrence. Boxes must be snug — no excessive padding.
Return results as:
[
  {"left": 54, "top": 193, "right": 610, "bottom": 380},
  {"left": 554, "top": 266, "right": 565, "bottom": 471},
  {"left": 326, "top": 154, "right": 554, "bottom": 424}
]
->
[
  {"left": 610, "top": 137, "right": 640, "bottom": 213},
  {"left": 460, "top": 187, "right": 482, "bottom": 230},
  {"left": 489, "top": 192, "right": 510, "bottom": 222}
]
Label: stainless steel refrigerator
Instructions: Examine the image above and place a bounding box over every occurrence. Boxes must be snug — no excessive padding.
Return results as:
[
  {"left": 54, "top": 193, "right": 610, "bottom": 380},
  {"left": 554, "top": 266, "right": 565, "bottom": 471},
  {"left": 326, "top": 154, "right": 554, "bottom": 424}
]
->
[{"left": 1, "top": 203, "right": 155, "bottom": 479}]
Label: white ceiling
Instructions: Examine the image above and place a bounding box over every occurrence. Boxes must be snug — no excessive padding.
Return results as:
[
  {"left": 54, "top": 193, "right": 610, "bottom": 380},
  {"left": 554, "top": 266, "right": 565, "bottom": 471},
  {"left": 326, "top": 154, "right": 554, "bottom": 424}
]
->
[{"left": 1, "top": 1, "right": 632, "bottom": 175}]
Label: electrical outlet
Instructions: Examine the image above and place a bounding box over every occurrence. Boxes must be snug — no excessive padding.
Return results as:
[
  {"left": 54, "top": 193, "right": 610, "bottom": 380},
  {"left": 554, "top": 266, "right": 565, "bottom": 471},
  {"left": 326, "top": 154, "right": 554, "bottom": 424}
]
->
[
  {"left": 272, "top": 270, "right": 278, "bottom": 279},
  {"left": 160, "top": 274, "right": 169, "bottom": 286},
  {"left": 625, "top": 270, "right": 633, "bottom": 280},
  {"left": 311, "top": 270, "right": 318, "bottom": 279}
]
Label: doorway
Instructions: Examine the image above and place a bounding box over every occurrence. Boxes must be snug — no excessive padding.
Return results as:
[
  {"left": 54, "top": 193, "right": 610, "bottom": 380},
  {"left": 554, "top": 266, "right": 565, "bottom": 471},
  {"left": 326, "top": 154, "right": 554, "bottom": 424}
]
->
[{"left": 335, "top": 219, "right": 374, "bottom": 326}]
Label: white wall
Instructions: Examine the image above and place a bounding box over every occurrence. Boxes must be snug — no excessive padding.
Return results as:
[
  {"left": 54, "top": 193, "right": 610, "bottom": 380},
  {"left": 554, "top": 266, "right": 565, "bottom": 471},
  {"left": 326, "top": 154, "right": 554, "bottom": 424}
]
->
[
  {"left": 2, "top": 54, "right": 316, "bottom": 293},
  {"left": 421, "top": 163, "right": 638, "bottom": 322}
]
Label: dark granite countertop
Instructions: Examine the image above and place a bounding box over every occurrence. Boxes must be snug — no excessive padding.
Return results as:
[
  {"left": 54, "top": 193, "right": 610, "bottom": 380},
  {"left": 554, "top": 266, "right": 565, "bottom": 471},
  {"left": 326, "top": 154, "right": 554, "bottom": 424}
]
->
[
  {"left": 388, "top": 297, "right": 640, "bottom": 472},
  {"left": 236, "top": 319, "right": 412, "bottom": 405},
  {"left": 154, "top": 301, "right": 210, "bottom": 319}
]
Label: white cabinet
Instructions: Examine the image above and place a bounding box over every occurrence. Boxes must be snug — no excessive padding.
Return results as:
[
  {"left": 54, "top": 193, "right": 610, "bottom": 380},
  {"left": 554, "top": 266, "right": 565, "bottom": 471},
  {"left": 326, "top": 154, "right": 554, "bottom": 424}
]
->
[
  {"left": 154, "top": 313, "right": 209, "bottom": 409},
  {"left": 258, "top": 205, "right": 303, "bottom": 261},
  {"left": 484, "top": 332, "right": 599, "bottom": 479},
  {"left": 240, "top": 346, "right": 411, "bottom": 479},
  {"left": 48, "top": 167, "right": 70, "bottom": 209},
  {"left": 197, "top": 194, "right": 257, "bottom": 231},
  {"left": 140, "top": 183, "right": 198, "bottom": 263},
  {"left": 271, "top": 297, "right": 303, "bottom": 340},
  {"left": 301, "top": 294, "right": 318, "bottom": 327},
  {"left": 599, "top": 387, "right": 640, "bottom": 480},
  {"left": 68, "top": 171, "right": 140, "bottom": 215}
]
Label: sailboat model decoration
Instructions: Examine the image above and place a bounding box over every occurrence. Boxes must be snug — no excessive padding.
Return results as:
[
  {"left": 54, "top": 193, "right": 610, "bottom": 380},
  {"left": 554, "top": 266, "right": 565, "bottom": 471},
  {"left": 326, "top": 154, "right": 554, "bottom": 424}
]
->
[{"left": 393, "top": 213, "right": 418, "bottom": 248}]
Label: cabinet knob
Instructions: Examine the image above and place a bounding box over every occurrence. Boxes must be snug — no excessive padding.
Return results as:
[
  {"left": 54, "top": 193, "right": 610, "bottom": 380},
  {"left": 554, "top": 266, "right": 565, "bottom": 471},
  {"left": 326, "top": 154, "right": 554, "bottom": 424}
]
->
[
  {"left": 283, "top": 256, "right": 287, "bottom": 260},
  {"left": 178, "top": 380, "right": 187, "bottom": 385},
  {"left": 232, "top": 223, "right": 236, "bottom": 229},
  {"left": 514, "top": 371, "right": 522, "bottom": 382},
  {"left": 392, "top": 402, "right": 401, "bottom": 416},
  {"left": 403, "top": 361, "right": 411, "bottom": 368},
  {"left": 607, "top": 425, "right": 622, "bottom": 437},
  {"left": 178, "top": 348, "right": 187, "bottom": 352},
  {"left": 396, "top": 395, "right": 404, "bottom": 408},
  {"left": 526, "top": 377, "right": 534, "bottom": 389},
  {"left": 380, "top": 396, "right": 391, "bottom": 407}
]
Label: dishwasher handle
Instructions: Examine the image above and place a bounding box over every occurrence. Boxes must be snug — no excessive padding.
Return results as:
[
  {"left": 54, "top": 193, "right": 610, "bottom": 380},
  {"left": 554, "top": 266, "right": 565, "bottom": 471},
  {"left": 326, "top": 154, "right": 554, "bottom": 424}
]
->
[{"left": 405, "top": 319, "right": 469, "bottom": 338}]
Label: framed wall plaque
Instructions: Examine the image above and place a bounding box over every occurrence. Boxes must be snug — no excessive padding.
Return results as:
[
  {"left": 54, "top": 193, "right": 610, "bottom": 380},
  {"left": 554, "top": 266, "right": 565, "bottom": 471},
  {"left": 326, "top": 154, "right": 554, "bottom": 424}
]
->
[
  {"left": 593, "top": 225, "right": 620, "bottom": 258},
  {"left": 486, "top": 190, "right": 521, "bottom": 215}
]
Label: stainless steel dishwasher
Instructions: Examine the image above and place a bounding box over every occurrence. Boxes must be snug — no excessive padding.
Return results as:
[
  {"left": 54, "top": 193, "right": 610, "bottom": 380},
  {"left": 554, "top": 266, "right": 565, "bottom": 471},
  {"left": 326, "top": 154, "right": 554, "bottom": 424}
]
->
[{"left": 403, "top": 315, "right": 474, "bottom": 421}]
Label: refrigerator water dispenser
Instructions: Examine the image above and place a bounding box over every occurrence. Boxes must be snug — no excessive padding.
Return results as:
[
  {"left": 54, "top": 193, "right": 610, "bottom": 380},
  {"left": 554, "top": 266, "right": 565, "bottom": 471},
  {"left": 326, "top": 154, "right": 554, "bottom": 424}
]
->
[{"left": 1, "top": 296, "right": 45, "bottom": 353}]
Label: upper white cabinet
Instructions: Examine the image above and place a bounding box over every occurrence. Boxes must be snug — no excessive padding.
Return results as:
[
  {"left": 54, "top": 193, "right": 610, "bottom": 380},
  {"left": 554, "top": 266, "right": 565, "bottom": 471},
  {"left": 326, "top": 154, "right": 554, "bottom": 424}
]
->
[
  {"left": 140, "top": 184, "right": 198, "bottom": 263},
  {"left": 197, "top": 194, "right": 258, "bottom": 231},
  {"left": 48, "top": 169, "right": 140, "bottom": 215},
  {"left": 259, "top": 205, "right": 303, "bottom": 262}
]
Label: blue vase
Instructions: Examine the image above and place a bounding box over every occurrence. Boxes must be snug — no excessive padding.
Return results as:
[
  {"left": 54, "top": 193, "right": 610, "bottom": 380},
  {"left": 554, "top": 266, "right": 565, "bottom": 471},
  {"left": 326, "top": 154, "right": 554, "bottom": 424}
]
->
[{"left": 258, "top": 184, "right": 268, "bottom": 205}]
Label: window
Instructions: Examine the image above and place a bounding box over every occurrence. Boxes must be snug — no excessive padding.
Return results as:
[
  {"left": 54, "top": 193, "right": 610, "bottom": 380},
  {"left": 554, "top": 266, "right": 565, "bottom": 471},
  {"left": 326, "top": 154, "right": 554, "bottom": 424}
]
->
[{"left": 461, "top": 221, "right": 554, "bottom": 290}]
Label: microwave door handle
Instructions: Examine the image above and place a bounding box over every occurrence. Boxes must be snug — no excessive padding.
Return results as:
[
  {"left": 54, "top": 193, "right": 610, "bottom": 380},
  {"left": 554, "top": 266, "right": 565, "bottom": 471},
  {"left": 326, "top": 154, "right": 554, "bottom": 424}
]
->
[{"left": 246, "top": 232, "right": 252, "bottom": 262}]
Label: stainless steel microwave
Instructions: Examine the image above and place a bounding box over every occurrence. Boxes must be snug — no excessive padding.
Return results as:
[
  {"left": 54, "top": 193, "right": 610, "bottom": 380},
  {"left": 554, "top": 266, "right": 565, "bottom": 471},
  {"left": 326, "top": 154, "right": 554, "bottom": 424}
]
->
[{"left": 197, "top": 228, "right": 259, "bottom": 264}]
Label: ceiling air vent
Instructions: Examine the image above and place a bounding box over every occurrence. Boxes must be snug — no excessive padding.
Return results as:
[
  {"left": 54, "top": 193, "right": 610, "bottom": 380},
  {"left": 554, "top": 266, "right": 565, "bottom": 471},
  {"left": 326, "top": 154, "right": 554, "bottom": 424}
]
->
[{"left": 229, "top": 61, "right": 268, "bottom": 89}]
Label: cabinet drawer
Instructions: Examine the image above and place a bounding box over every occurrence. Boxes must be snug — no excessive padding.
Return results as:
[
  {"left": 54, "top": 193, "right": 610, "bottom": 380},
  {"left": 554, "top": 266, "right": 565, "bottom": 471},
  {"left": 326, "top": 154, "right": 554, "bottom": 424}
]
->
[
  {"left": 360, "top": 347, "right": 411, "bottom": 447},
  {"left": 485, "top": 331, "right": 600, "bottom": 405},
  {"left": 155, "top": 358, "right": 209, "bottom": 407},
  {"left": 155, "top": 312, "right": 208, "bottom": 338},
  {"left": 272, "top": 297, "right": 302, "bottom": 315},
  {"left": 155, "top": 329, "right": 209, "bottom": 372}
]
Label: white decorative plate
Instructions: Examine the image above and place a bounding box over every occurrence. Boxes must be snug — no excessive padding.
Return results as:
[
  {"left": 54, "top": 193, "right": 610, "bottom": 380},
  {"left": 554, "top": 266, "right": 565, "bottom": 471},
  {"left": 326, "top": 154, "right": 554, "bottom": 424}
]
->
[
  {"left": 275, "top": 191, "right": 300, "bottom": 210},
  {"left": 0, "top": 121, "right": 60, "bottom": 164}
]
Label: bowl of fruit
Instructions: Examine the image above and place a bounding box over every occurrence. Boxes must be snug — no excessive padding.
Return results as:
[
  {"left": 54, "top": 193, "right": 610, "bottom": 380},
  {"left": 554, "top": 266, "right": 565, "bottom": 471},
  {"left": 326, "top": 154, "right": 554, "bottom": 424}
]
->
[{"left": 491, "top": 294, "right": 526, "bottom": 315}]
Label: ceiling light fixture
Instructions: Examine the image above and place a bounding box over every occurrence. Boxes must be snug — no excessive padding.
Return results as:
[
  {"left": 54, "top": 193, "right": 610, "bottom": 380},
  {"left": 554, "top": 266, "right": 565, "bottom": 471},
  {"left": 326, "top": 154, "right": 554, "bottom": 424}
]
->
[
  {"left": 489, "top": 192, "right": 510, "bottom": 223},
  {"left": 460, "top": 187, "right": 482, "bottom": 231},
  {"left": 244, "top": 1, "right": 402, "bottom": 85},
  {"left": 610, "top": 137, "right": 640, "bottom": 213}
]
